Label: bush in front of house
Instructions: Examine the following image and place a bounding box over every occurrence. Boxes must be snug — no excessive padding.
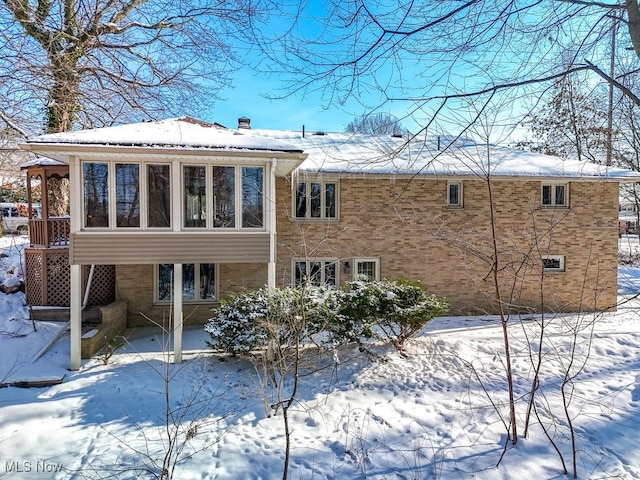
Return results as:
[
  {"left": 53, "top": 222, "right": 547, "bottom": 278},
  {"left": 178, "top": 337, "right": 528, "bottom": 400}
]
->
[
  {"left": 205, "top": 280, "right": 449, "bottom": 356},
  {"left": 347, "top": 279, "right": 449, "bottom": 351},
  {"left": 205, "top": 285, "right": 336, "bottom": 355},
  {"left": 205, "top": 289, "right": 271, "bottom": 355}
]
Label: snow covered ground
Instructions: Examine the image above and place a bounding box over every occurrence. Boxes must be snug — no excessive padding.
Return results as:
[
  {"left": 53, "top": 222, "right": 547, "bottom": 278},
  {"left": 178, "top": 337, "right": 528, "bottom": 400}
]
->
[{"left": 1, "top": 235, "right": 640, "bottom": 479}]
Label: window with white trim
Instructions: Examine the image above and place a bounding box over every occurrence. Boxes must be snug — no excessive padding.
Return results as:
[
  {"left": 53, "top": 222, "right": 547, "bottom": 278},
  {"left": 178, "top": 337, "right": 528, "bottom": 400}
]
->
[
  {"left": 294, "top": 180, "right": 338, "bottom": 220},
  {"left": 183, "top": 164, "right": 264, "bottom": 229},
  {"left": 156, "top": 263, "right": 217, "bottom": 302},
  {"left": 542, "top": 255, "right": 565, "bottom": 272},
  {"left": 83, "top": 161, "right": 173, "bottom": 229},
  {"left": 447, "top": 181, "right": 463, "bottom": 207},
  {"left": 354, "top": 257, "right": 380, "bottom": 281},
  {"left": 541, "top": 183, "right": 568, "bottom": 207},
  {"left": 293, "top": 259, "right": 337, "bottom": 287}
]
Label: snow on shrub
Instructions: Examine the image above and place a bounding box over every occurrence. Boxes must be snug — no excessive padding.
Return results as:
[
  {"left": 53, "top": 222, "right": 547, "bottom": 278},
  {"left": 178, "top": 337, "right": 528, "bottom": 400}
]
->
[
  {"left": 206, "top": 285, "right": 340, "bottom": 355},
  {"left": 206, "top": 280, "right": 448, "bottom": 356},
  {"left": 342, "top": 279, "right": 449, "bottom": 351},
  {"left": 204, "top": 289, "right": 270, "bottom": 355}
]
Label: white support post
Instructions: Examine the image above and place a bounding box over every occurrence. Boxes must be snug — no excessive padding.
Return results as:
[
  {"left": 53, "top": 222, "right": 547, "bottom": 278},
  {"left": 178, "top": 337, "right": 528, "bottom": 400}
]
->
[
  {"left": 268, "top": 159, "right": 277, "bottom": 291},
  {"left": 69, "top": 264, "right": 82, "bottom": 370},
  {"left": 173, "top": 263, "right": 183, "bottom": 364}
]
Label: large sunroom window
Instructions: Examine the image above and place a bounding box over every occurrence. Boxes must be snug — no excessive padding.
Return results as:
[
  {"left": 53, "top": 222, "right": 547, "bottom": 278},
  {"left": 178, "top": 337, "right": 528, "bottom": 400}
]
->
[
  {"left": 115, "top": 163, "right": 140, "bottom": 227},
  {"left": 83, "top": 161, "right": 172, "bottom": 229},
  {"left": 82, "top": 161, "right": 264, "bottom": 230},
  {"left": 83, "top": 162, "right": 109, "bottom": 228},
  {"left": 147, "top": 164, "right": 171, "bottom": 228},
  {"left": 157, "top": 263, "right": 217, "bottom": 302},
  {"left": 182, "top": 164, "right": 264, "bottom": 229}
]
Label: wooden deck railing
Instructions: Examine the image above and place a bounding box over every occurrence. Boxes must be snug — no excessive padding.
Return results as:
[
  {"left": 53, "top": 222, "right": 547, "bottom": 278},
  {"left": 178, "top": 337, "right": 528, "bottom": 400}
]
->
[{"left": 28, "top": 217, "right": 70, "bottom": 247}]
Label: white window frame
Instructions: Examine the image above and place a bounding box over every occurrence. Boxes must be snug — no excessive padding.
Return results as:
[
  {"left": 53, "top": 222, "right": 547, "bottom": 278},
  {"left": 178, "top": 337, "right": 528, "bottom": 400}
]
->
[
  {"left": 292, "top": 259, "right": 338, "bottom": 287},
  {"left": 293, "top": 179, "right": 339, "bottom": 221},
  {"left": 447, "top": 181, "right": 463, "bottom": 207},
  {"left": 541, "top": 182, "right": 569, "bottom": 207},
  {"left": 181, "top": 164, "right": 265, "bottom": 231},
  {"left": 354, "top": 257, "right": 381, "bottom": 281},
  {"left": 155, "top": 263, "right": 219, "bottom": 304},
  {"left": 82, "top": 160, "right": 174, "bottom": 230},
  {"left": 620, "top": 203, "right": 637, "bottom": 213},
  {"left": 542, "top": 255, "right": 565, "bottom": 272}
]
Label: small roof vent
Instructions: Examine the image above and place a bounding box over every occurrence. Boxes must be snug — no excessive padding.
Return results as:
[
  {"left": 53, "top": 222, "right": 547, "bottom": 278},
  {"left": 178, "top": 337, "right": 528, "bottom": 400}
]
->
[
  {"left": 238, "top": 116, "right": 251, "bottom": 129},
  {"left": 313, "top": 131, "right": 326, "bottom": 136}
]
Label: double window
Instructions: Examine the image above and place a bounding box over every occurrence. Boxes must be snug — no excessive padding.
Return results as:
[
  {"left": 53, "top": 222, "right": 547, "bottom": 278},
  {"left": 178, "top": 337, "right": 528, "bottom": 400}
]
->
[
  {"left": 542, "top": 183, "right": 568, "bottom": 207},
  {"left": 82, "top": 162, "right": 264, "bottom": 230},
  {"left": 294, "top": 180, "right": 338, "bottom": 220},
  {"left": 157, "top": 263, "right": 217, "bottom": 302}
]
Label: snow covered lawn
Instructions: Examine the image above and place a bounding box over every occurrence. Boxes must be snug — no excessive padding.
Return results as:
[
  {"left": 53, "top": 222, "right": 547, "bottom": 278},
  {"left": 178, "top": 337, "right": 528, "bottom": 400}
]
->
[{"left": 0, "top": 235, "right": 639, "bottom": 479}]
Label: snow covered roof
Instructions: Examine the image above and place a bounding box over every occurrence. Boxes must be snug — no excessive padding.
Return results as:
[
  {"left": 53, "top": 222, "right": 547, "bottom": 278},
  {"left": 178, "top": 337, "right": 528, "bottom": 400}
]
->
[
  {"left": 20, "top": 157, "right": 66, "bottom": 169},
  {"left": 250, "top": 129, "right": 640, "bottom": 180},
  {"left": 21, "top": 117, "right": 640, "bottom": 180},
  {"left": 25, "top": 117, "right": 304, "bottom": 154}
]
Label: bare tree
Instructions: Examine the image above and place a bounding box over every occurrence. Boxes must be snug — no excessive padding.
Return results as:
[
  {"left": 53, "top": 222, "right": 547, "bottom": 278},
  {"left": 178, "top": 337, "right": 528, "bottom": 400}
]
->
[
  {"left": 345, "top": 113, "right": 408, "bottom": 135},
  {"left": 526, "top": 73, "right": 611, "bottom": 163},
  {"left": 0, "top": 0, "right": 275, "bottom": 135},
  {"left": 253, "top": 1, "right": 640, "bottom": 139}
]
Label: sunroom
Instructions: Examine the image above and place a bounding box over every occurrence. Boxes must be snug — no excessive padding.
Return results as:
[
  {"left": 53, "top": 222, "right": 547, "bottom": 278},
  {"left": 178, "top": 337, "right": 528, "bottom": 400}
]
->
[{"left": 21, "top": 117, "right": 306, "bottom": 369}]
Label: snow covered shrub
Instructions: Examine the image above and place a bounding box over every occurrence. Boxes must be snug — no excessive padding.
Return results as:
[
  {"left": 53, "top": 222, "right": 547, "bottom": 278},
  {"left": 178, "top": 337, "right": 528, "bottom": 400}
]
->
[
  {"left": 206, "top": 280, "right": 448, "bottom": 356},
  {"left": 205, "top": 289, "right": 271, "bottom": 355},
  {"left": 377, "top": 279, "right": 449, "bottom": 351},
  {"left": 343, "top": 279, "right": 449, "bottom": 351},
  {"left": 206, "top": 285, "right": 340, "bottom": 355}
]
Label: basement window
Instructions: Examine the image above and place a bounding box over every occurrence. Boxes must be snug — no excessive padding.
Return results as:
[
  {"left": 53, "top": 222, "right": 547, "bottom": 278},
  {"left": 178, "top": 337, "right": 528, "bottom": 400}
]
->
[
  {"left": 542, "top": 255, "right": 565, "bottom": 272},
  {"left": 293, "top": 259, "right": 337, "bottom": 287}
]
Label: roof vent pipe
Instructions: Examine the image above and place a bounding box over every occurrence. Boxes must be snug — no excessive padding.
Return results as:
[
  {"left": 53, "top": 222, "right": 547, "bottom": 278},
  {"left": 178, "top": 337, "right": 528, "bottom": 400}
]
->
[
  {"left": 238, "top": 116, "right": 251, "bottom": 129},
  {"left": 302, "top": 125, "right": 305, "bottom": 138},
  {"left": 437, "top": 136, "right": 441, "bottom": 150}
]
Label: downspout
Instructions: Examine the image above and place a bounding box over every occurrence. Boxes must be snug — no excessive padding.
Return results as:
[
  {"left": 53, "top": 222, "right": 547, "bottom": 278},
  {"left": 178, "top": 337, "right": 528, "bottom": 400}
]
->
[
  {"left": 82, "top": 264, "right": 95, "bottom": 310},
  {"left": 268, "top": 158, "right": 277, "bottom": 291}
]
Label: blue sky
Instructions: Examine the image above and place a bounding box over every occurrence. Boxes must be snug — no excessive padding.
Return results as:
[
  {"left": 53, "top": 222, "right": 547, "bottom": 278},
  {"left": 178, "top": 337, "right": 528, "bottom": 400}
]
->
[
  {"left": 202, "top": 2, "right": 414, "bottom": 134},
  {"left": 210, "top": 67, "right": 364, "bottom": 133}
]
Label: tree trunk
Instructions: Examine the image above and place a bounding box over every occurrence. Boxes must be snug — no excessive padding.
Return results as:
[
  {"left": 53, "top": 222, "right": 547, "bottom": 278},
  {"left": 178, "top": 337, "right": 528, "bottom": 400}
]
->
[{"left": 47, "top": 53, "right": 81, "bottom": 133}]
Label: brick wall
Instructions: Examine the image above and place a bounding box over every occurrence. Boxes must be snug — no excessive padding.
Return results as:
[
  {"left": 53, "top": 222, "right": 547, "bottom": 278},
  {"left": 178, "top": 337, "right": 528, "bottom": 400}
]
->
[
  {"left": 276, "top": 175, "right": 619, "bottom": 315},
  {"left": 116, "top": 263, "right": 267, "bottom": 327},
  {"left": 115, "top": 174, "right": 619, "bottom": 326}
]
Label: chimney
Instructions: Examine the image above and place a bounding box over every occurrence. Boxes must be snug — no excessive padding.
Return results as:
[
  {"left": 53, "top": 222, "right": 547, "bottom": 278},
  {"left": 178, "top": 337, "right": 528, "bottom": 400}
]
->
[{"left": 238, "top": 116, "right": 251, "bottom": 129}]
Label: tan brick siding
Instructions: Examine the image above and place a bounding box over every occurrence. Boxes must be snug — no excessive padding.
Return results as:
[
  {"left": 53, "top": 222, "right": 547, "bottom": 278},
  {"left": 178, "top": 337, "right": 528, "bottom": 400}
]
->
[
  {"left": 116, "top": 263, "right": 267, "bottom": 327},
  {"left": 276, "top": 176, "right": 619, "bottom": 315},
  {"left": 115, "top": 175, "right": 619, "bottom": 325}
]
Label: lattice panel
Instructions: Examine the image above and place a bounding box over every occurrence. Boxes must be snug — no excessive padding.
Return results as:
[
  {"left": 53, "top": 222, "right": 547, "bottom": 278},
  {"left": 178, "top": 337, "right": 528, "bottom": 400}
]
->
[
  {"left": 25, "top": 248, "right": 116, "bottom": 307},
  {"left": 25, "top": 249, "right": 44, "bottom": 305},
  {"left": 46, "top": 251, "right": 71, "bottom": 306},
  {"left": 85, "top": 265, "right": 115, "bottom": 306}
]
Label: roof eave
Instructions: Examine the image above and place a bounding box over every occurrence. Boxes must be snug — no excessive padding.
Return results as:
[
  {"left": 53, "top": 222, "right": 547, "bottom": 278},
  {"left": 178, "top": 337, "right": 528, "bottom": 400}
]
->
[{"left": 20, "top": 142, "right": 307, "bottom": 176}]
